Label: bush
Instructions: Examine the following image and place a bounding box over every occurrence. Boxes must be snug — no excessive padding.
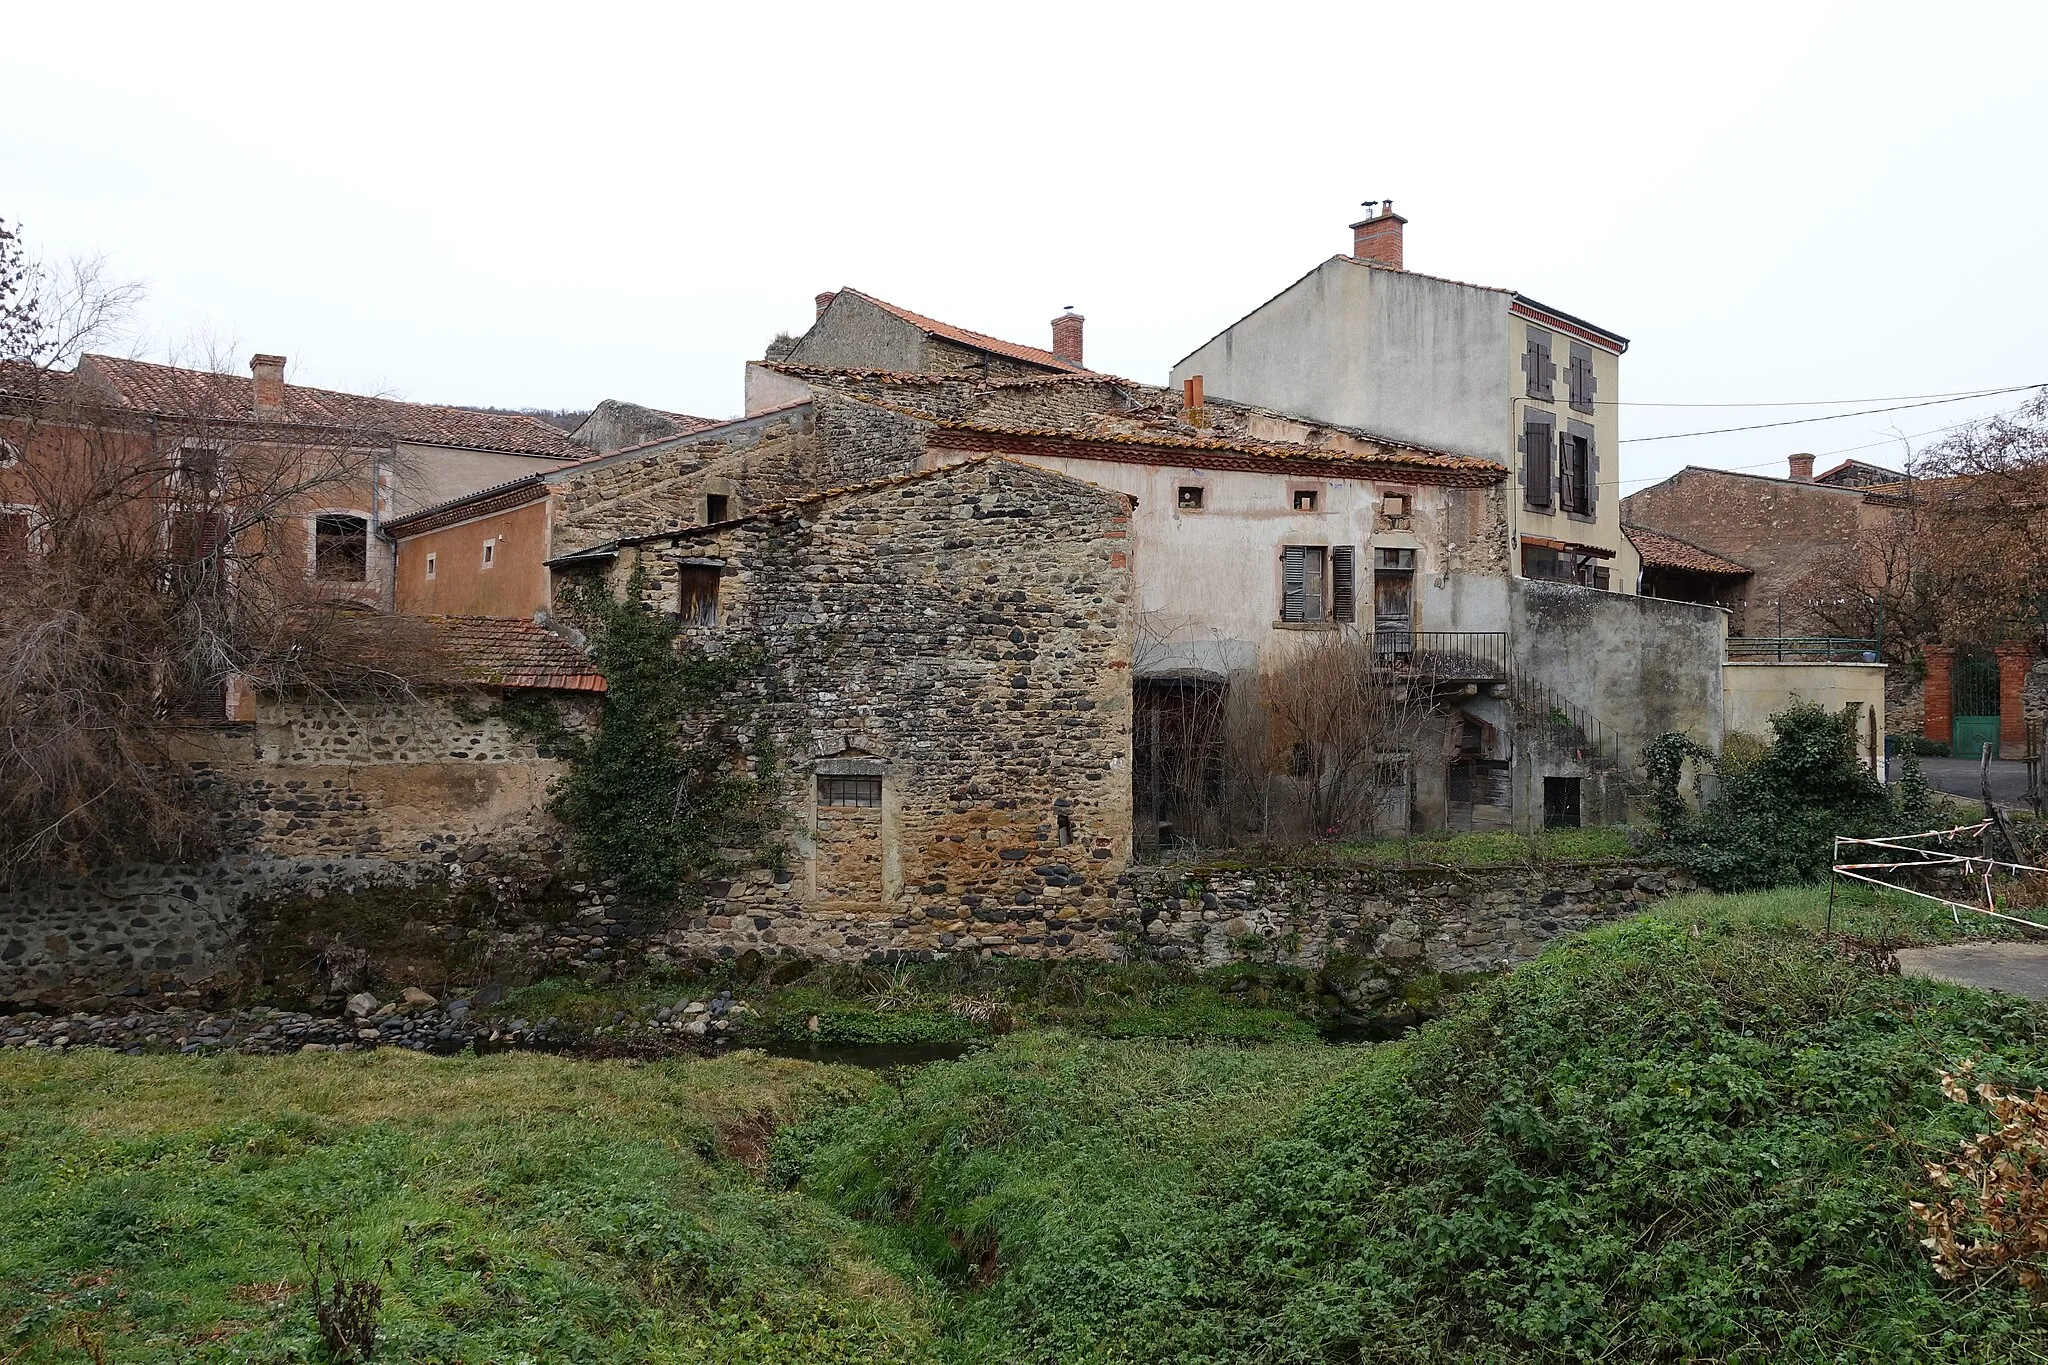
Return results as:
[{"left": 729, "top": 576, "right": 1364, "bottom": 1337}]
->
[{"left": 1651, "top": 701, "right": 1902, "bottom": 891}]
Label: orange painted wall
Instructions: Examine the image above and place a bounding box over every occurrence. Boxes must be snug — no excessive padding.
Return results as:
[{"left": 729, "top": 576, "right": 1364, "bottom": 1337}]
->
[{"left": 395, "top": 496, "right": 551, "bottom": 618}]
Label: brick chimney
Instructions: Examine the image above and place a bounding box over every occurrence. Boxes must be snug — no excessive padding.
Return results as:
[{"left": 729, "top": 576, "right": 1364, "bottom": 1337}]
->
[
  {"left": 249, "top": 354, "right": 286, "bottom": 419},
  {"left": 1788, "top": 452, "right": 1815, "bottom": 482},
  {"left": 1348, "top": 200, "right": 1407, "bottom": 269},
  {"left": 1051, "top": 308, "right": 1084, "bottom": 367},
  {"left": 814, "top": 291, "right": 838, "bottom": 320}
]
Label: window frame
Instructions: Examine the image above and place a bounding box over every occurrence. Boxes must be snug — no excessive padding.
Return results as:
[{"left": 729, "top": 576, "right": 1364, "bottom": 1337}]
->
[
  {"left": 311, "top": 511, "right": 372, "bottom": 583},
  {"left": 1176, "top": 484, "right": 1206, "bottom": 512},
  {"left": 481, "top": 538, "right": 497, "bottom": 570},
  {"left": 424, "top": 551, "right": 437, "bottom": 581},
  {"left": 817, "top": 774, "right": 883, "bottom": 809},
  {"left": 1289, "top": 486, "right": 1322, "bottom": 513}
]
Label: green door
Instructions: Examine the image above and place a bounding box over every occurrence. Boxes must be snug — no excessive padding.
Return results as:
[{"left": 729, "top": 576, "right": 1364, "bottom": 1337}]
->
[{"left": 1953, "top": 652, "right": 2001, "bottom": 759}]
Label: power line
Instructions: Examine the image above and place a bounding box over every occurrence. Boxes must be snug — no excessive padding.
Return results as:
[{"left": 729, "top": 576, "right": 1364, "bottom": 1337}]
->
[
  {"left": 1607, "top": 394, "right": 2040, "bottom": 490},
  {"left": 1604, "top": 384, "right": 2040, "bottom": 409},
  {"left": 1616, "top": 385, "right": 2041, "bottom": 444}
]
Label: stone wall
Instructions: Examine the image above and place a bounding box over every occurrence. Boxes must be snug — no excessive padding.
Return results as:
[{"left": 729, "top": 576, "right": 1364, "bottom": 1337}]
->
[
  {"left": 2, "top": 688, "right": 587, "bottom": 1004},
  {"left": 595, "top": 455, "right": 1138, "bottom": 959},
  {"left": 1117, "top": 859, "right": 1690, "bottom": 975}
]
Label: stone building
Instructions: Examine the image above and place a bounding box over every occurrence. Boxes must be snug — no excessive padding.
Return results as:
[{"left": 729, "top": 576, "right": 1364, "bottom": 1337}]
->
[
  {"left": 1621, "top": 454, "right": 1903, "bottom": 637},
  {"left": 550, "top": 455, "right": 1137, "bottom": 962}
]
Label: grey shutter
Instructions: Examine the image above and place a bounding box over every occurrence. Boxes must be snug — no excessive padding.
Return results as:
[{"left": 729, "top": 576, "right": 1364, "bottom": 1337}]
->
[
  {"left": 1331, "top": 545, "right": 1356, "bottom": 622},
  {"left": 1282, "top": 545, "right": 1306, "bottom": 621},
  {"left": 1523, "top": 419, "right": 1552, "bottom": 508}
]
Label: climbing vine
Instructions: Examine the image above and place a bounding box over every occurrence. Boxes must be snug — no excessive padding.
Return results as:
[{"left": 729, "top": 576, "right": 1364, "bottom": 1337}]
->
[{"left": 518, "top": 567, "right": 784, "bottom": 901}]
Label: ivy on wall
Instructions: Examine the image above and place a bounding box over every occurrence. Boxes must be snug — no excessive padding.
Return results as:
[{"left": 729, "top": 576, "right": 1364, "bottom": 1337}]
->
[{"left": 510, "top": 567, "right": 784, "bottom": 901}]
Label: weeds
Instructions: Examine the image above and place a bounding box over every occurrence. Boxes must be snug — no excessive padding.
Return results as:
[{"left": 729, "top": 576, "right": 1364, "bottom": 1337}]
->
[{"left": 298, "top": 1236, "right": 385, "bottom": 1362}]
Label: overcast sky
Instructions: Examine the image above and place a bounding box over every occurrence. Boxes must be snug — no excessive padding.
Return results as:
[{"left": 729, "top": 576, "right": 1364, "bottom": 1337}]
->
[{"left": 5, "top": 0, "right": 2044, "bottom": 495}]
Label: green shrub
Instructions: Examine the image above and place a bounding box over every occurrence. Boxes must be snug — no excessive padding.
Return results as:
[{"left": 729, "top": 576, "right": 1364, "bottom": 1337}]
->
[{"left": 1652, "top": 701, "right": 1901, "bottom": 891}]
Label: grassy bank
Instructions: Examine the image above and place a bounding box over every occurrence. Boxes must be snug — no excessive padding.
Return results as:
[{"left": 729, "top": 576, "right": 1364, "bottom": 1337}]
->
[{"left": 5, "top": 887, "right": 2045, "bottom": 1361}]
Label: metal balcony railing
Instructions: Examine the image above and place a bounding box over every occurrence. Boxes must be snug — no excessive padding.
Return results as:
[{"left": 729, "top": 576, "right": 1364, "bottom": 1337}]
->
[
  {"left": 1727, "top": 636, "right": 1880, "bottom": 662},
  {"left": 1373, "top": 630, "right": 1510, "bottom": 680}
]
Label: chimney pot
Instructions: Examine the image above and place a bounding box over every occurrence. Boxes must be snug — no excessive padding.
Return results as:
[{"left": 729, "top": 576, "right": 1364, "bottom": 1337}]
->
[
  {"left": 1183, "top": 374, "right": 1206, "bottom": 427},
  {"left": 1348, "top": 205, "right": 1408, "bottom": 270},
  {"left": 1788, "top": 453, "right": 1815, "bottom": 482},
  {"left": 249, "top": 354, "right": 286, "bottom": 419},
  {"left": 814, "top": 291, "right": 838, "bottom": 320},
  {"left": 1051, "top": 309, "right": 1085, "bottom": 368}
]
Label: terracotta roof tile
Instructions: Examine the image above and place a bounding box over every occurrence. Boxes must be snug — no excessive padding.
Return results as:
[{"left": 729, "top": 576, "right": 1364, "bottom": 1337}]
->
[
  {"left": 1624, "top": 525, "right": 1750, "bottom": 576},
  {"left": 840, "top": 289, "right": 1090, "bottom": 374},
  {"left": 78, "top": 355, "right": 586, "bottom": 458},
  {"left": 421, "top": 615, "right": 606, "bottom": 691}
]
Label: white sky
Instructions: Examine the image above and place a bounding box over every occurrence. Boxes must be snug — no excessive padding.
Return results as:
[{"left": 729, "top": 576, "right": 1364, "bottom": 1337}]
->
[{"left": 5, "top": 0, "right": 2045, "bottom": 495}]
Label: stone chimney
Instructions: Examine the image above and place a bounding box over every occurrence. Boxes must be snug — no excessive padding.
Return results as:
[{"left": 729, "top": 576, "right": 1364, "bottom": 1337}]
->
[
  {"left": 814, "top": 291, "right": 838, "bottom": 320},
  {"left": 249, "top": 354, "right": 286, "bottom": 419},
  {"left": 1051, "top": 308, "right": 1084, "bottom": 367},
  {"left": 1348, "top": 200, "right": 1407, "bottom": 269},
  {"left": 1788, "top": 452, "right": 1815, "bottom": 482}
]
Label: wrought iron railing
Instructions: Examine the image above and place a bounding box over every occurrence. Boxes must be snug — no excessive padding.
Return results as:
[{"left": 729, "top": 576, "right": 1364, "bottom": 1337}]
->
[
  {"left": 1374, "top": 630, "right": 1510, "bottom": 680},
  {"left": 1727, "top": 636, "right": 1880, "bottom": 662}
]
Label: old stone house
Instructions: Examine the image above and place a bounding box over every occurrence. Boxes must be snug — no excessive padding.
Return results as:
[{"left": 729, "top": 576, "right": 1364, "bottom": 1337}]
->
[
  {"left": 550, "top": 455, "right": 1137, "bottom": 963},
  {"left": 1168, "top": 205, "right": 1640, "bottom": 596}
]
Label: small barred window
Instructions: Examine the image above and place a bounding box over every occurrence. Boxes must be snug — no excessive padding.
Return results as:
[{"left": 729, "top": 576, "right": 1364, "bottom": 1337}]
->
[{"left": 818, "top": 775, "right": 882, "bottom": 808}]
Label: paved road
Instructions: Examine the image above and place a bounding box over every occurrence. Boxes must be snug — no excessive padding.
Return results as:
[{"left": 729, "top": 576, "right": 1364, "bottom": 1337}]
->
[
  {"left": 1913, "top": 757, "right": 2033, "bottom": 807},
  {"left": 1898, "top": 943, "right": 2048, "bottom": 1004}
]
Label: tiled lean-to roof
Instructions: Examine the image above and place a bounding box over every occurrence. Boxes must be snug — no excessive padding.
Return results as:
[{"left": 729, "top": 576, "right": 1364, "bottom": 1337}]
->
[
  {"left": 1624, "top": 525, "right": 1751, "bottom": 576},
  {"left": 837, "top": 289, "right": 1091, "bottom": 374},
  {"left": 77, "top": 355, "right": 587, "bottom": 457},
  {"left": 423, "top": 616, "right": 606, "bottom": 692}
]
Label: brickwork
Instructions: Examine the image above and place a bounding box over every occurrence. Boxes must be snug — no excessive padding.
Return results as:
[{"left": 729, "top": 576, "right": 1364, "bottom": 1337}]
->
[
  {"left": 1998, "top": 644, "right": 2032, "bottom": 748},
  {"left": 1923, "top": 645, "right": 1954, "bottom": 743},
  {"left": 1621, "top": 470, "right": 1875, "bottom": 635}
]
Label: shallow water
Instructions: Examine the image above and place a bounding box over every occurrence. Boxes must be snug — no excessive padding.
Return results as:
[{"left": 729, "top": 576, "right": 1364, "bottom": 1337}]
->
[{"left": 759, "top": 1038, "right": 977, "bottom": 1070}]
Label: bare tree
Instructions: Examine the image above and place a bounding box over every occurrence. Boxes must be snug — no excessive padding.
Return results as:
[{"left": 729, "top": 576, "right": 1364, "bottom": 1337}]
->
[
  {"left": 1908, "top": 389, "right": 2048, "bottom": 648},
  {"left": 1254, "top": 630, "right": 1436, "bottom": 840},
  {"left": 0, "top": 218, "right": 435, "bottom": 875}
]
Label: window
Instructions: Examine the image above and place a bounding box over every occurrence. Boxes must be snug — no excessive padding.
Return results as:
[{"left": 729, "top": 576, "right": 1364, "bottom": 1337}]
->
[
  {"left": 705, "top": 493, "right": 730, "bottom": 523},
  {"left": 1566, "top": 342, "right": 1596, "bottom": 413},
  {"left": 1377, "top": 547, "right": 1416, "bottom": 570},
  {"left": 1177, "top": 485, "right": 1204, "bottom": 510},
  {"left": 0, "top": 507, "right": 35, "bottom": 565},
  {"left": 677, "top": 563, "right": 719, "bottom": 628},
  {"left": 1559, "top": 432, "right": 1591, "bottom": 515},
  {"left": 1292, "top": 488, "right": 1319, "bottom": 512},
  {"left": 0, "top": 438, "right": 18, "bottom": 469},
  {"left": 425, "top": 552, "right": 437, "bottom": 581},
  {"left": 481, "top": 539, "right": 496, "bottom": 569},
  {"left": 1380, "top": 492, "right": 1409, "bottom": 525},
  {"left": 166, "top": 506, "right": 229, "bottom": 588},
  {"left": 1057, "top": 812, "right": 1074, "bottom": 846},
  {"left": 176, "top": 445, "right": 226, "bottom": 498},
  {"left": 1521, "top": 543, "right": 1612, "bottom": 590},
  {"left": 1523, "top": 327, "right": 1554, "bottom": 400},
  {"left": 1522, "top": 416, "right": 1554, "bottom": 509},
  {"left": 1281, "top": 545, "right": 1328, "bottom": 622},
  {"left": 314, "top": 514, "right": 369, "bottom": 582},
  {"left": 818, "top": 774, "right": 882, "bottom": 808}
]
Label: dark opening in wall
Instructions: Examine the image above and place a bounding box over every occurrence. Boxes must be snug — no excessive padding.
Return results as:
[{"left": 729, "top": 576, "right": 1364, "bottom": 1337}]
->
[
  {"left": 315, "top": 514, "right": 369, "bottom": 582},
  {"left": 1057, "top": 812, "right": 1073, "bottom": 845},
  {"left": 1544, "top": 775, "right": 1582, "bottom": 828},
  {"left": 705, "top": 493, "right": 730, "bottom": 523}
]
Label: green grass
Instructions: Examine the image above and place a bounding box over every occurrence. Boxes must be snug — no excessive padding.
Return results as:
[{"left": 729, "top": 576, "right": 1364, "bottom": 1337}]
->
[
  {"left": 8, "top": 885, "right": 2048, "bottom": 1362},
  {"left": 0, "top": 1050, "right": 935, "bottom": 1363},
  {"left": 788, "top": 885, "right": 2048, "bottom": 1361}
]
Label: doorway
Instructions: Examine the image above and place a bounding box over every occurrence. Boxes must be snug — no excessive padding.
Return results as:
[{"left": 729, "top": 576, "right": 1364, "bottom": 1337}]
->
[{"left": 1953, "top": 650, "right": 2001, "bottom": 760}]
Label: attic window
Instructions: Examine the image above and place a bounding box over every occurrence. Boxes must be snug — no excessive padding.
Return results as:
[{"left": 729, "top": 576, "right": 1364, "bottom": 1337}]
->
[
  {"left": 176, "top": 445, "right": 225, "bottom": 498},
  {"left": 425, "top": 552, "right": 437, "bottom": 581},
  {"left": 314, "top": 514, "right": 369, "bottom": 582},
  {"left": 705, "top": 493, "right": 730, "bottom": 523},
  {"left": 1292, "top": 489, "right": 1319, "bottom": 512},
  {"left": 481, "top": 539, "right": 496, "bottom": 570},
  {"left": 0, "top": 439, "right": 18, "bottom": 469},
  {"left": 1178, "top": 486, "right": 1204, "bottom": 510}
]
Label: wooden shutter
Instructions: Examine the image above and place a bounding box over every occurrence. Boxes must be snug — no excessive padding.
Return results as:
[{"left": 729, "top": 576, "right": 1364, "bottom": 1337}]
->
[
  {"left": 1523, "top": 420, "right": 1552, "bottom": 508},
  {"left": 1525, "top": 330, "right": 1553, "bottom": 400},
  {"left": 1281, "top": 545, "right": 1306, "bottom": 621},
  {"left": 1331, "top": 545, "right": 1356, "bottom": 622}
]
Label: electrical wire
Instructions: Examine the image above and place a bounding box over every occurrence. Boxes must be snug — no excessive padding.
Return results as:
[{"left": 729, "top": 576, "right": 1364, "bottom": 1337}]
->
[
  {"left": 1601, "top": 384, "right": 2039, "bottom": 409},
  {"left": 1617, "top": 385, "right": 2042, "bottom": 444}
]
